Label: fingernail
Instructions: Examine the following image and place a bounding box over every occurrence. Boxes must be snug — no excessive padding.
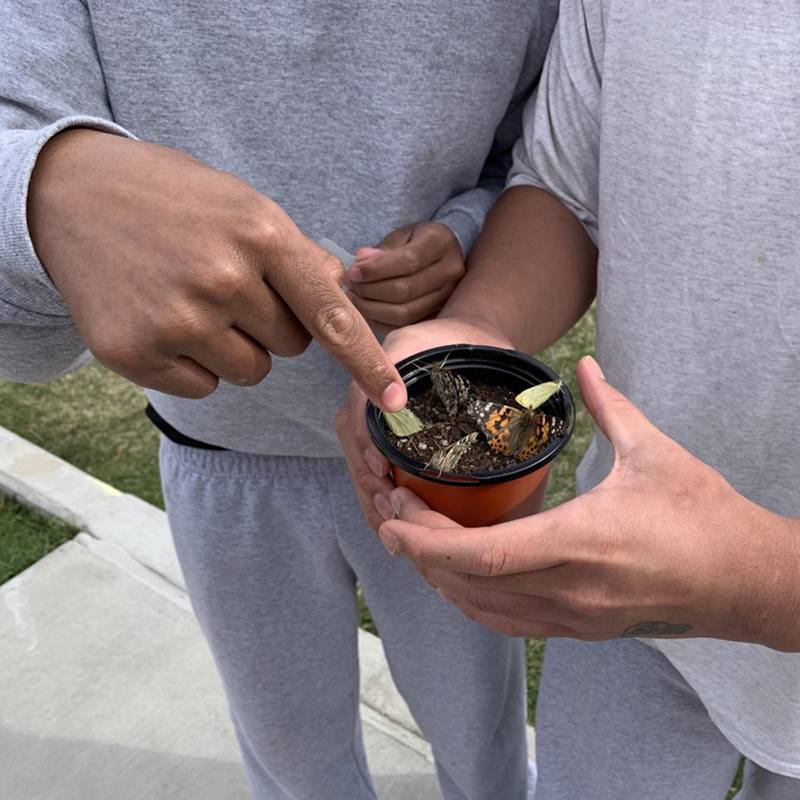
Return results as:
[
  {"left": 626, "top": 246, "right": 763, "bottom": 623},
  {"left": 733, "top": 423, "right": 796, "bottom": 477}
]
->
[
  {"left": 381, "top": 381, "right": 407, "bottom": 413},
  {"left": 390, "top": 488, "right": 404, "bottom": 517},
  {"left": 373, "top": 493, "right": 393, "bottom": 521},
  {"left": 584, "top": 355, "right": 606, "bottom": 379},
  {"left": 365, "top": 447, "right": 388, "bottom": 477},
  {"left": 348, "top": 265, "right": 363, "bottom": 282},
  {"left": 378, "top": 524, "right": 400, "bottom": 555}
]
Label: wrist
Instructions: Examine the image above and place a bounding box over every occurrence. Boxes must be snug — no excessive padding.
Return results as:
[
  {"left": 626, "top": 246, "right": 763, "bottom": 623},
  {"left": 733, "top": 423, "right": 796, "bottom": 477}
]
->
[
  {"left": 732, "top": 507, "right": 800, "bottom": 651},
  {"left": 382, "top": 317, "right": 511, "bottom": 365},
  {"left": 437, "top": 305, "right": 513, "bottom": 348},
  {"left": 761, "top": 515, "right": 800, "bottom": 651},
  {"left": 433, "top": 209, "right": 480, "bottom": 257}
]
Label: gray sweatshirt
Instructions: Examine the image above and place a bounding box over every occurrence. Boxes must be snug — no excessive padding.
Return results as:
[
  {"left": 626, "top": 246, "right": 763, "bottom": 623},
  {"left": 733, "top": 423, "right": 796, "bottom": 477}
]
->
[
  {"left": 509, "top": 0, "right": 800, "bottom": 777},
  {"left": 0, "top": 0, "right": 558, "bottom": 456}
]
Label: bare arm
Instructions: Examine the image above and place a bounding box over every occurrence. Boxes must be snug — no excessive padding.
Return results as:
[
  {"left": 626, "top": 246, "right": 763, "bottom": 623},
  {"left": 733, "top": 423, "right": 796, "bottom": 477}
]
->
[
  {"left": 441, "top": 185, "right": 597, "bottom": 354},
  {"left": 439, "top": 0, "right": 603, "bottom": 356}
]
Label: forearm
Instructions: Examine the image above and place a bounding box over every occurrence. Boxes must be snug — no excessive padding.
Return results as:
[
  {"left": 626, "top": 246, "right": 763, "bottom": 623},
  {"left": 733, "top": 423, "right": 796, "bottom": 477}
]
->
[{"left": 439, "top": 185, "right": 597, "bottom": 354}]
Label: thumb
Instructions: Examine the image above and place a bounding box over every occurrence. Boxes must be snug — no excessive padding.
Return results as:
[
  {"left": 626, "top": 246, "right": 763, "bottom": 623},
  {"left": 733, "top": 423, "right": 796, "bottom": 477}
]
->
[
  {"left": 576, "top": 356, "right": 655, "bottom": 457},
  {"left": 356, "top": 226, "right": 413, "bottom": 258},
  {"left": 407, "top": 222, "right": 453, "bottom": 262},
  {"left": 378, "top": 224, "right": 415, "bottom": 251},
  {"left": 389, "top": 487, "right": 461, "bottom": 528},
  {"left": 347, "top": 225, "right": 442, "bottom": 283}
]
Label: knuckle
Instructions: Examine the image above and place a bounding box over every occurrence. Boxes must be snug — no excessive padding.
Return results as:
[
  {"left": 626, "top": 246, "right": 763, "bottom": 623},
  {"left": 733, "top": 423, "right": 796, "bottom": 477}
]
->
[
  {"left": 277, "top": 329, "right": 313, "bottom": 357},
  {"left": 569, "top": 587, "right": 614, "bottom": 621},
  {"left": 156, "top": 362, "right": 218, "bottom": 399},
  {"left": 402, "top": 536, "right": 426, "bottom": 564},
  {"left": 447, "top": 258, "right": 466, "bottom": 281},
  {"left": 241, "top": 356, "right": 271, "bottom": 386},
  {"left": 198, "top": 262, "right": 248, "bottom": 303},
  {"left": 182, "top": 379, "right": 218, "bottom": 400},
  {"left": 165, "top": 309, "right": 209, "bottom": 346},
  {"left": 393, "top": 278, "right": 413, "bottom": 304},
  {"left": 244, "top": 195, "right": 285, "bottom": 248},
  {"left": 323, "top": 252, "right": 346, "bottom": 284},
  {"left": 391, "top": 304, "right": 415, "bottom": 327},
  {"left": 361, "top": 350, "right": 392, "bottom": 379},
  {"left": 465, "top": 588, "right": 496, "bottom": 615},
  {"left": 404, "top": 249, "right": 422, "bottom": 272},
  {"left": 88, "top": 331, "right": 128, "bottom": 368},
  {"left": 475, "top": 540, "right": 510, "bottom": 577},
  {"left": 352, "top": 467, "right": 376, "bottom": 490},
  {"left": 315, "top": 302, "right": 359, "bottom": 348}
]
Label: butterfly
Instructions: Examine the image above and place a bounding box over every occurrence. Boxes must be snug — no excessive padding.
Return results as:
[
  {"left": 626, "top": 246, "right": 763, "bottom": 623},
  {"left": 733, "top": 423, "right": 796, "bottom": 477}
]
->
[
  {"left": 427, "top": 432, "right": 479, "bottom": 475},
  {"left": 415, "top": 356, "right": 472, "bottom": 415},
  {"left": 470, "top": 400, "right": 565, "bottom": 462}
]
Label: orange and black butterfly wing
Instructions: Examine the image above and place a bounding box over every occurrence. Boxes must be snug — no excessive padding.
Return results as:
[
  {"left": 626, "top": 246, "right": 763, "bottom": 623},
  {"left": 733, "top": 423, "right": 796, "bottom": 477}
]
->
[
  {"left": 471, "top": 401, "right": 566, "bottom": 461},
  {"left": 470, "top": 401, "right": 521, "bottom": 455},
  {"left": 514, "top": 413, "right": 566, "bottom": 461}
]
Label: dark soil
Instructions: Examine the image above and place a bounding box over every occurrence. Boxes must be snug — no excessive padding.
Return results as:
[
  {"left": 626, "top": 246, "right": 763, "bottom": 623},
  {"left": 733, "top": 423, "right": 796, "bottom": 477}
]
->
[{"left": 385, "top": 376, "right": 562, "bottom": 476}]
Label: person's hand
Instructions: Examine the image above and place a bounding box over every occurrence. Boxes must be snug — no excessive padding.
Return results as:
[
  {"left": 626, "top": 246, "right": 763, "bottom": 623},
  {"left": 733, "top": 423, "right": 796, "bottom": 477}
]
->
[
  {"left": 376, "top": 356, "right": 800, "bottom": 652},
  {"left": 346, "top": 222, "right": 465, "bottom": 333},
  {"left": 335, "top": 316, "right": 512, "bottom": 532},
  {"left": 27, "top": 129, "right": 405, "bottom": 410}
]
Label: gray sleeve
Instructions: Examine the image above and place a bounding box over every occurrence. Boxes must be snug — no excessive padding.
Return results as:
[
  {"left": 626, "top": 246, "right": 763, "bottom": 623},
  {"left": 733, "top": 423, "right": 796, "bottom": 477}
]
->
[
  {"left": 0, "top": 0, "right": 135, "bottom": 382},
  {"left": 434, "top": 0, "right": 561, "bottom": 255},
  {"left": 507, "top": 0, "right": 604, "bottom": 245}
]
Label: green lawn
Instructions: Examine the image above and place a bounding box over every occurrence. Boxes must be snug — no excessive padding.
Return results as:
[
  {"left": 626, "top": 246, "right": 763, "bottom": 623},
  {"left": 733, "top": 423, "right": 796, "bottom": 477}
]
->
[
  {"left": 0, "top": 494, "right": 75, "bottom": 584},
  {"left": 0, "top": 310, "right": 596, "bottom": 726},
  {"left": 0, "top": 361, "right": 163, "bottom": 508}
]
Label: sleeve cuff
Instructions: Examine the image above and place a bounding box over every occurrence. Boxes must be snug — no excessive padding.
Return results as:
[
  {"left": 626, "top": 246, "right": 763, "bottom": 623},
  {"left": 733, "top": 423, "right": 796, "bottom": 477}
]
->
[
  {"left": 433, "top": 207, "right": 484, "bottom": 257},
  {"left": 0, "top": 115, "right": 137, "bottom": 318}
]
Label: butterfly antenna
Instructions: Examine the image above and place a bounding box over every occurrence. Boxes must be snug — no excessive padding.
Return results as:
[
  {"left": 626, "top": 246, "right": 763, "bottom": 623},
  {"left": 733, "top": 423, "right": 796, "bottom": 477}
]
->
[{"left": 405, "top": 355, "right": 432, "bottom": 377}]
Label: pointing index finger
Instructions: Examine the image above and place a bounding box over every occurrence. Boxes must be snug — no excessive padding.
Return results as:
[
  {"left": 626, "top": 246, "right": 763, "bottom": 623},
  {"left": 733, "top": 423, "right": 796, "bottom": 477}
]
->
[{"left": 268, "top": 237, "right": 407, "bottom": 411}]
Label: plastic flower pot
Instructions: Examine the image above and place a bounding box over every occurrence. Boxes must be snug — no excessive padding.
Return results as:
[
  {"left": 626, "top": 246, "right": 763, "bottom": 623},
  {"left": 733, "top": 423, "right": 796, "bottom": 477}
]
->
[{"left": 366, "top": 344, "right": 574, "bottom": 527}]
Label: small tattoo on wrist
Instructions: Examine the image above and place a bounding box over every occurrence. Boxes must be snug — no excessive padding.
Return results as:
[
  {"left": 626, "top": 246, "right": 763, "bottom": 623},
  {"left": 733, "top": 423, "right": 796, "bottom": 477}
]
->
[{"left": 622, "top": 621, "right": 694, "bottom": 638}]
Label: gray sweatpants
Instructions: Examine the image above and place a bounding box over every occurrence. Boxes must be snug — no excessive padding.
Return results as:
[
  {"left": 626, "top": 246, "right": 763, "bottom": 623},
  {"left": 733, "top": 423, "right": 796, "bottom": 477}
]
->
[
  {"left": 159, "top": 439, "right": 529, "bottom": 800},
  {"left": 535, "top": 638, "right": 800, "bottom": 799}
]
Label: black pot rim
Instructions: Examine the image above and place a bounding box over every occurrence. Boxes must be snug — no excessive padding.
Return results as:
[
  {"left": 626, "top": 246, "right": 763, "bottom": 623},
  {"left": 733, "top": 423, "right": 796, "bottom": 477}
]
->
[{"left": 366, "top": 344, "right": 575, "bottom": 487}]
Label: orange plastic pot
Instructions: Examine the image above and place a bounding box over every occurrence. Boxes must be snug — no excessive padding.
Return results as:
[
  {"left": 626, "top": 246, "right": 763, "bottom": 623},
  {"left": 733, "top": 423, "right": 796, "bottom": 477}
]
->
[{"left": 367, "top": 345, "right": 574, "bottom": 527}]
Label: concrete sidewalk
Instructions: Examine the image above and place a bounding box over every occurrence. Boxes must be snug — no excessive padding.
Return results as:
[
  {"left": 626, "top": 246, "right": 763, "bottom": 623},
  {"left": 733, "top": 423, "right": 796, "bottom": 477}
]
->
[
  {"left": 0, "top": 426, "right": 533, "bottom": 799},
  {"left": 0, "top": 535, "right": 437, "bottom": 799}
]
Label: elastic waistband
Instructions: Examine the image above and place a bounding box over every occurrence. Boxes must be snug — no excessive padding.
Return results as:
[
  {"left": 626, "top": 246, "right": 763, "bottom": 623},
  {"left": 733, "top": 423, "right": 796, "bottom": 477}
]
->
[
  {"left": 146, "top": 403, "right": 226, "bottom": 451},
  {"left": 159, "top": 434, "right": 346, "bottom": 480}
]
